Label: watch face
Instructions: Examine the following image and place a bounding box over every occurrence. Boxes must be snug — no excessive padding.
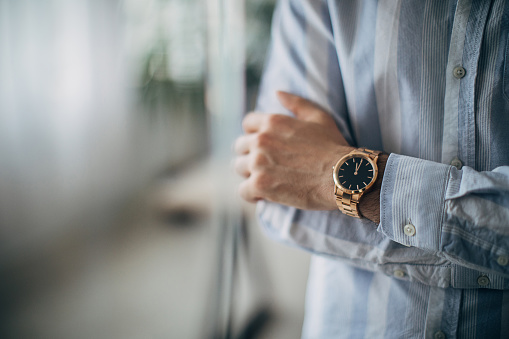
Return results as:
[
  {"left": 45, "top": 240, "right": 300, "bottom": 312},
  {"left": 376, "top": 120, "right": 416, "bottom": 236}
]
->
[{"left": 336, "top": 156, "right": 375, "bottom": 192}]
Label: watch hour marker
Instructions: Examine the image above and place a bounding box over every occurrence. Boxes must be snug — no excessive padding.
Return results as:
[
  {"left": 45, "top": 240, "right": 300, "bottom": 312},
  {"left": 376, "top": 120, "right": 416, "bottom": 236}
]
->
[
  {"left": 363, "top": 182, "right": 367, "bottom": 186},
  {"left": 365, "top": 163, "right": 370, "bottom": 166},
  {"left": 368, "top": 169, "right": 373, "bottom": 171},
  {"left": 339, "top": 175, "right": 343, "bottom": 178},
  {"left": 340, "top": 168, "right": 344, "bottom": 171},
  {"left": 342, "top": 181, "right": 346, "bottom": 185},
  {"left": 349, "top": 185, "right": 352, "bottom": 189},
  {"left": 356, "top": 185, "right": 359, "bottom": 190},
  {"left": 367, "top": 176, "right": 372, "bottom": 179},
  {"left": 345, "top": 162, "right": 349, "bottom": 165}
]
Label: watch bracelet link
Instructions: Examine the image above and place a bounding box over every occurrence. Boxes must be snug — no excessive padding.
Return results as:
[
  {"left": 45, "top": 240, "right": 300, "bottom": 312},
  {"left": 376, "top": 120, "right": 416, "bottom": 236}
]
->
[
  {"left": 334, "top": 148, "right": 381, "bottom": 218},
  {"left": 358, "top": 148, "right": 381, "bottom": 160},
  {"left": 335, "top": 187, "right": 361, "bottom": 218}
]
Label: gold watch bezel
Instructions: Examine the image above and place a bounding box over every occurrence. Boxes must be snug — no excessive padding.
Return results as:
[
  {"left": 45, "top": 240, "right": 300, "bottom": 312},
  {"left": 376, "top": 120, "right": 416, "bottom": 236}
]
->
[{"left": 333, "top": 152, "right": 378, "bottom": 195}]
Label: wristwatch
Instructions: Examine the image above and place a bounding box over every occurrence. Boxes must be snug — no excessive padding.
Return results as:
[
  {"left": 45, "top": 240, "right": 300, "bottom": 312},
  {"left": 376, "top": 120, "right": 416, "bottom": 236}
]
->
[{"left": 332, "top": 148, "right": 381, "bottom": 218}]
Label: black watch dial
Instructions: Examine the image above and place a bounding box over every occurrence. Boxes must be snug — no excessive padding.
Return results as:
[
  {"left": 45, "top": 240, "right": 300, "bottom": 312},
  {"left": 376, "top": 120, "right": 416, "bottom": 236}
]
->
[{"left": 337, "top": 156, "right": 375, "bottom": 191}]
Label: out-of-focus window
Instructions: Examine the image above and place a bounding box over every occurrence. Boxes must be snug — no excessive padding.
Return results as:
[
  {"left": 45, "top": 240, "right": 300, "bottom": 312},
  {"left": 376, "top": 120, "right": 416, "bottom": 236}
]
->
[
  {"left": 124, "top": 0, "right": 207, "bottom": 170},
  {"left": 0, "top": 1, "right": 309, "bottom": 339}
]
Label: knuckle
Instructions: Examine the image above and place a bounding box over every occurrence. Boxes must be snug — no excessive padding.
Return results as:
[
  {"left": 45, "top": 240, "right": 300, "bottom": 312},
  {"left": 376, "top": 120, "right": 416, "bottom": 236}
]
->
[
  {"left": 252, "top": 151, "right": 268, "bottom": 168},
  {"left": 266, "top": 114, "right": 286, "bottom": 129},
  {"left": 253, "top": 172, "right": 272, "bottom": 192},
  {"left": 254, "top": 132, "right": 271, "bottom": 149}
]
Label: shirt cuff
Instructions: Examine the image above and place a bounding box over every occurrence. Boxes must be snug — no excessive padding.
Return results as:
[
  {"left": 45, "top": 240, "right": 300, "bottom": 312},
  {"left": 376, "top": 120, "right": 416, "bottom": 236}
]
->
[{"left": 378, "top": 154, "right": 452, "bottom": 252}]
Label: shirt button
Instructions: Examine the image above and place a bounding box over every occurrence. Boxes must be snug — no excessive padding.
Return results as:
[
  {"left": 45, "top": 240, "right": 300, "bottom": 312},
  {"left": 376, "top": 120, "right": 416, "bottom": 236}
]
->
[
  {"left": 453, "top": 66, "right": 466, "bottom": 79},
  {"left": 434, "top": 331, "right": 446, "bottom": 339},
  {"left": 450, "top": 157, "right": 462, "bottom": 170},
  {"left": 477, "top": 275, "right": 490, "bottom": 286},
  {"left": 394, "top": 270, "right": 405, "bottom": 278},
  {"left": 403, "top": 223, "right": 416, "bottom": 237},
  {"left": 497, "top": 255, "right": 509, "bottom": 266}
]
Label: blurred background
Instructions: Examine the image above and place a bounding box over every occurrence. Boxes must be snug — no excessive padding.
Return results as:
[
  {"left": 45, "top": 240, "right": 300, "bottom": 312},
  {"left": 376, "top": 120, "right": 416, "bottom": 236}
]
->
[{"left": 0, "top": 0, "right": 310, "bottom": 338}]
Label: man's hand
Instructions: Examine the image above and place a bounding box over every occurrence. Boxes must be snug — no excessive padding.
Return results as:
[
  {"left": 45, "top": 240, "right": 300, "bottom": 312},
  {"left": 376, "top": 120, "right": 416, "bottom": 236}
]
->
[{"left": 234, "top": 91, "right": 354, "bottom": 210}]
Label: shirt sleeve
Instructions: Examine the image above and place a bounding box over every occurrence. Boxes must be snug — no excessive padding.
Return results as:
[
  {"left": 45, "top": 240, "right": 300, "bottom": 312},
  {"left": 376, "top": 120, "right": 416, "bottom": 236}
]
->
[{"left": 379, "top": 154, "right": 509, "bottom": 283}]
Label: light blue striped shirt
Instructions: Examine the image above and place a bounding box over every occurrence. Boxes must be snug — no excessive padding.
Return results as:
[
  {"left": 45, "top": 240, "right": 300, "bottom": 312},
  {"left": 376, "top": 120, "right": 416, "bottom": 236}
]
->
[{"left": 255, "top": 0, "right": 509, "bottom": 337}]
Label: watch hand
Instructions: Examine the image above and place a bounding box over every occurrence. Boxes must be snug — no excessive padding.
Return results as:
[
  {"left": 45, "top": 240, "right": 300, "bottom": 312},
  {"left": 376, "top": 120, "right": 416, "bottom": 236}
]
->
[{"left": 355, "top": 160, "right": 361, "bottom": 173}]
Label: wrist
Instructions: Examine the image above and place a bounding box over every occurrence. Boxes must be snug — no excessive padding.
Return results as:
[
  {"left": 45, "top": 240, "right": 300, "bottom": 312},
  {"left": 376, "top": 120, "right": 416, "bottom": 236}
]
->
[
  {"left": 324, "top": 146, "right": 356, "bottom": 209},
  {"left": 332, "top": 148, "right": 383, "bottom": 218},
  {"left": 358, "top": 153, "right": 389, "bottom": 223}
]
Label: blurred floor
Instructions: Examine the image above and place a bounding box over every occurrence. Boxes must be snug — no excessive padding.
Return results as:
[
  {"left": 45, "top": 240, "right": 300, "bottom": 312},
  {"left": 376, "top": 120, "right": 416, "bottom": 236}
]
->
[{"left": 2, "top": 161, "right": 310, "bottom": 339}]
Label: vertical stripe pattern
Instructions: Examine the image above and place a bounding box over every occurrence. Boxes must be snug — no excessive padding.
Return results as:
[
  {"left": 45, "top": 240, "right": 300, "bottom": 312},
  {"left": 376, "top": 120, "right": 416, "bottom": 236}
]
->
[
  {"left": 374, "top": 0, "right": 403, "bottom": 154},
  {"left": 419, "top": 0, "right": 449, "bottom": 162},
  {"left": 397, "top": 0, "right": 426, "bottom": 158},
  {"left": 475, "top": 0, "right": 505, "bottom": 171},
  {"left": 458, "top": 289, "right": 478, "bottom": 338},
  {"left": 327, "top": 0, "right": 363, "bottom": 145}
]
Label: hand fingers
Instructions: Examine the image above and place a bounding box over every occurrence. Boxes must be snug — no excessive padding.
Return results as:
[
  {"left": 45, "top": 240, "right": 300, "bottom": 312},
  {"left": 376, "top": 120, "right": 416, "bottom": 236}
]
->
[
  {"left": 233, "top": 134, "right": 256, "bottom": 155},
  {"left": 234, "top": 155, "right": 250, "bottom": 178},
  {"left": 239, "top": 176, "right": 262, "bottom": 203},
  {"left": 242, "top": 112, "right": 266, "bottom": 133}
]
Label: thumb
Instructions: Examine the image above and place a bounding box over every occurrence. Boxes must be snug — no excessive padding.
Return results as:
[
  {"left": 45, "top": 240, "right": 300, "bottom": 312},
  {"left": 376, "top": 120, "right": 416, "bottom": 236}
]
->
[
  {"left": 276, "top": 91, "right": 333, "bottom": 125},
  {"left": 277, "top": 90, "right": 349, "bottom": 146}
]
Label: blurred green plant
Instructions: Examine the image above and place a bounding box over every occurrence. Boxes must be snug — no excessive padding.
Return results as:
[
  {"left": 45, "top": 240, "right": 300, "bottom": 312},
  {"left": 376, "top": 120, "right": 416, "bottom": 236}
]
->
[
  {"left": 124, "top": 0, "right": 275, "bottom": 114},
  {"left": 121, "top": 0, "right": 275, "bottom": 170}
]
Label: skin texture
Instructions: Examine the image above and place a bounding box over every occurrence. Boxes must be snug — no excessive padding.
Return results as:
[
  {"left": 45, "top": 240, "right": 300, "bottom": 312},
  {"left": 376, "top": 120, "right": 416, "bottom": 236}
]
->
[{"left": 234, "top": 91, "right": 387, "bottom": 224}]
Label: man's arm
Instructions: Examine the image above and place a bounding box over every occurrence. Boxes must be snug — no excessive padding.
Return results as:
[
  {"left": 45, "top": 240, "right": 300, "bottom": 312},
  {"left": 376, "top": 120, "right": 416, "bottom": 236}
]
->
[
  {"left": 234, "top": 91, "right": 388, "bottom": 223},
  {"left": 235, "top": 91, "right": 354, "bottom": 210},
  {"left": 237, "top": 0, "right": 450, "bottom": 288},
  {"left": 235, "top": 90, "right": 509, "bottom": 288},
  {"left": 237, "top": 0, "right": 509, "bottom": 289}
]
